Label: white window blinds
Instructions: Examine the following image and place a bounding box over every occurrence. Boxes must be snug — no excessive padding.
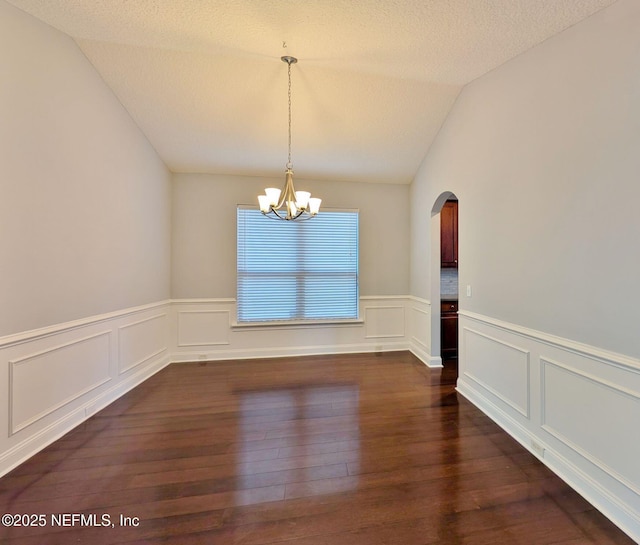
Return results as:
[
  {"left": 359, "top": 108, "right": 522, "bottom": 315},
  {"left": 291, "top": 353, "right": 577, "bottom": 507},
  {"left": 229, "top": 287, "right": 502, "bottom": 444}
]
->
[{"left": 237, "top": 207, "right": 359, "bottom": 323}]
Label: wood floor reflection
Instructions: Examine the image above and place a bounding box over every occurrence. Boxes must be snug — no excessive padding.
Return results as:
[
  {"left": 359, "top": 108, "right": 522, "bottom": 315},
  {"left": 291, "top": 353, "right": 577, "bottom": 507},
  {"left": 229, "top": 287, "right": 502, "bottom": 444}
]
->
[{"left": 0, "top": 352, "right": 634, "bottom": 544}]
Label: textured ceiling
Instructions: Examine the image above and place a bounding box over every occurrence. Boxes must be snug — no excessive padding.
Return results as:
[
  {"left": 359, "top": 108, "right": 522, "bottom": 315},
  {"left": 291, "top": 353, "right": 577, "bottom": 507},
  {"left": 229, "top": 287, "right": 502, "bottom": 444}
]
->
[{"left": 7, "top": 0, "right": 618, "bottom": 184}]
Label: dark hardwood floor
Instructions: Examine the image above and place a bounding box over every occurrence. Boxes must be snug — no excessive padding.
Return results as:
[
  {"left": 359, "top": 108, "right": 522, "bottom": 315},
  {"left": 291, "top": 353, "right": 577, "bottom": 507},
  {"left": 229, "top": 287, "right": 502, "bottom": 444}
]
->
[{"left": 0, "top": 352, "right": 634, "bottom": 544}]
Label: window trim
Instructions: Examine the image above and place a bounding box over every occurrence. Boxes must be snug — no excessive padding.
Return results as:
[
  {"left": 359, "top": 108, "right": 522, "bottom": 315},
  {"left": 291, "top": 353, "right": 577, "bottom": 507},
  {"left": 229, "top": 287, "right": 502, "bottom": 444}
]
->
[
  {"left": 230, "top": 317, "right": 364, "bottom": 330},
  {"left": 236, "top": 205, "right": 360, "bottom": 325}
]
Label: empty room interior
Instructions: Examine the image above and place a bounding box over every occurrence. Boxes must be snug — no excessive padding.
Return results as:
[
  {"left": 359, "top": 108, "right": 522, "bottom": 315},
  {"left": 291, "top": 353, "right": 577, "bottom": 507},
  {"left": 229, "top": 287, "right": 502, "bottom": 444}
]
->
[{"left": 1, "top": 0, "right": 639, "bottom": 543}]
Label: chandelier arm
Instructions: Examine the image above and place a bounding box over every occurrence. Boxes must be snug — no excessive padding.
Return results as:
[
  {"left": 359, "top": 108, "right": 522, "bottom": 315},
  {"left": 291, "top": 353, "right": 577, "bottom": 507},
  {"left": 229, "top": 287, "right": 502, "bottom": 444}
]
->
[
  {"left": 263, "top": 208, "right": 308, "bottom": 221},
  {"left": 262, "top": 201, "right": 314, "bottom": 221},
  {"left": 269, "top": 208, "right": 287, "bottom": 220},
  {"left": 290, "top": 208, "right": 305, "bottom": 221}
]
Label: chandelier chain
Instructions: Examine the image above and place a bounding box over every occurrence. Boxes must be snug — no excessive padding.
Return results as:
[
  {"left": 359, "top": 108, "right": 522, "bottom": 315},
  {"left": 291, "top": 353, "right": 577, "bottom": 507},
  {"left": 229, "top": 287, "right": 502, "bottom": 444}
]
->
[
  {"left": 257, "top": 55, "right": 320, "bottom": 220},
  {"left": 287, "top": 60, "right": 292, "bottom": 168}
]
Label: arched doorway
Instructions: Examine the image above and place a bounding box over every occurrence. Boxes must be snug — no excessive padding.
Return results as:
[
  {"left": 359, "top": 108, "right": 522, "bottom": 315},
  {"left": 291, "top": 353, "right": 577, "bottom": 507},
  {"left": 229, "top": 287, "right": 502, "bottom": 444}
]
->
[{"left": 431, "top": 192, "right": 459, "bottom": 377}]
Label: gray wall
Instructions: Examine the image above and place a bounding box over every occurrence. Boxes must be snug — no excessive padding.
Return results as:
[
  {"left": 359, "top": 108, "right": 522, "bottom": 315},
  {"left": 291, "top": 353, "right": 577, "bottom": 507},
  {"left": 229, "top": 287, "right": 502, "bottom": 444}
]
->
[
  {"left": 411, "top": 0, "right": 640, "bottom": 358},
  {"left": 172, "top": 173, "right": 410, "bottom": 299},
  {"left": 0, "top": 1, "right": 172, "bottom": 337}
]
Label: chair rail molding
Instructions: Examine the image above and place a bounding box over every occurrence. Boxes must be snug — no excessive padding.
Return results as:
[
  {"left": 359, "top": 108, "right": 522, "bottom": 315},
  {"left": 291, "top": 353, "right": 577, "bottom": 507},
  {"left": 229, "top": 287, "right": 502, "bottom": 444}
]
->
[
  {"left": 0, "top": 301, "right": 172, "bottom": 478},
  {"left": 457, "top": 310, "right": 640, "bottom": 543},
  {"left": 171, "top": 296, "right": 415, "bottom": 362},
  {"left": 1, "top": 300, "right": 637, "bottom": 542}
]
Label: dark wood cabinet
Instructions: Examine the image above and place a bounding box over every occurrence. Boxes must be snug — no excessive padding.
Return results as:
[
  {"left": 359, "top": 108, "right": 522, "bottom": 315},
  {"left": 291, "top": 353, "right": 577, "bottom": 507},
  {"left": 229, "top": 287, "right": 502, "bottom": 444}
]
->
[
  {"left": 440, "top": 200, "right": 458, "bottom": 268},
  {"left": 441, "top": 300, "right": 458, "bottom": 360}
]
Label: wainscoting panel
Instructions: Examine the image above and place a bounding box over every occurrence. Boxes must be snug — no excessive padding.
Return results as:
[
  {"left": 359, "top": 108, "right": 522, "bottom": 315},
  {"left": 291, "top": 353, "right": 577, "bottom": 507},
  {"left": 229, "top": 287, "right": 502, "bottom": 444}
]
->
[
  {"left": 3, "top": 299, "right": 637, "bottom": 541},
  {"left": 457, "top": 310, "right": 640, "bottom": 543},
  {"left": 0, "top": 301, "right": 172, "bottom": 478},
  {"left": 408, "top": 297, "right": 437, "bottom": 367},
  {"left": 364, "top": 305, "right": 405, "bottom": 339},
  {"left": 171, "top": 297, "right": 413, "bottom": 362},
  {"left": 410, "top": 307, "right": 430, "bottom": 351},
  {"left": 463, "top": 327, "right": 530, "bottom": 418},
  {"left": 9, "top": 331, "right": 111, "bottom": 435},
  {"left": 541, "top": 358, "right": 640, "bottom": 497},
  {"left": 118, "top": 313, "right": 168, "bottom": 375},
  {"left": 177, "top": 310, "right": 230, "bottom": 347}
]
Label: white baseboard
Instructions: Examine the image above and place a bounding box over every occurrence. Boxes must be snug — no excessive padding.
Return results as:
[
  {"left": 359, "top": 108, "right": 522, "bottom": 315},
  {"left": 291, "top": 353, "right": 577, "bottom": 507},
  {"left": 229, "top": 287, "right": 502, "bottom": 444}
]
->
[
  {"left": 171, "top": 297, "right": 415, "bottom": 363},
  {"left": 3, "top": 299, "right": 638, "bottom": 543},
  {"left": 172, "top": 341, "right": 410, "bottom": 363},
  {"left": 409, "top": 343, "right": 442, "bottom": 368},
  {"left": 457, "top": 312, "right": 640, "bottom": 543},
  {"left": 0, "top": 354, "right": 171, "bottom": 477},
  {"left": 0, "top": 302, "right": 171, "bottom": 478},
  {"left": 457, "top": 377, "right": 640, "bottom": 543}
]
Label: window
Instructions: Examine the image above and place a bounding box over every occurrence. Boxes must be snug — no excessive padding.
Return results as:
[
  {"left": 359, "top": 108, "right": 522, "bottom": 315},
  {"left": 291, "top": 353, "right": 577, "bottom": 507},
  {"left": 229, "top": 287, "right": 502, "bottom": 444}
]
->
[{"left": 237, "top": 207, "right": 359, "bottom": 323}]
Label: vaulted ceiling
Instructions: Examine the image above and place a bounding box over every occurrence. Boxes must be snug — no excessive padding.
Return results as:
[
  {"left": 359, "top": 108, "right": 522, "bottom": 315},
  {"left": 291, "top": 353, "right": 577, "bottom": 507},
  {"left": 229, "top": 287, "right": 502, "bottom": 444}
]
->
[{"left": 8, "top": 0, "right": 617, "bottom": 184}]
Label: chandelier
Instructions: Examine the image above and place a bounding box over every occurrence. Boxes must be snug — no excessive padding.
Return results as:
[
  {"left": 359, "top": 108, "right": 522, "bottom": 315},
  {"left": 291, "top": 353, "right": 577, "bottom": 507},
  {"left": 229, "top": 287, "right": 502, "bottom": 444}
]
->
[{"left": 258, "top": 56, "right": 321, "bottom": 220}]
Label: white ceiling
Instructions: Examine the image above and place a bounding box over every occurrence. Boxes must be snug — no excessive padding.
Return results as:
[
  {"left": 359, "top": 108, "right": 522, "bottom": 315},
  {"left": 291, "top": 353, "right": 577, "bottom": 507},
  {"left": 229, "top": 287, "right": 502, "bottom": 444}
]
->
[{"left": 8, "top": 0, "right": 617, "bottom": 184}]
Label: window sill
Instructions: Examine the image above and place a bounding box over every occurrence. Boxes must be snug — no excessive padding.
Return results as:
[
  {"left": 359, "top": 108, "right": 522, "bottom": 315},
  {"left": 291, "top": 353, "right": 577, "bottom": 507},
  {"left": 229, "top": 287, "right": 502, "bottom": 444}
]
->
[{"left": 231, "top": 318, "right": 364, "bottom": 331}]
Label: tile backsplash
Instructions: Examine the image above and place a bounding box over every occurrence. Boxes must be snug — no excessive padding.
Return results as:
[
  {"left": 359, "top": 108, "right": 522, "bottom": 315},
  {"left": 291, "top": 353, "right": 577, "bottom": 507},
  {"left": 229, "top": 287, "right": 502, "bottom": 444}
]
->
[{"left": 441, "top": 268, "right": 458, "bottom": 298}]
